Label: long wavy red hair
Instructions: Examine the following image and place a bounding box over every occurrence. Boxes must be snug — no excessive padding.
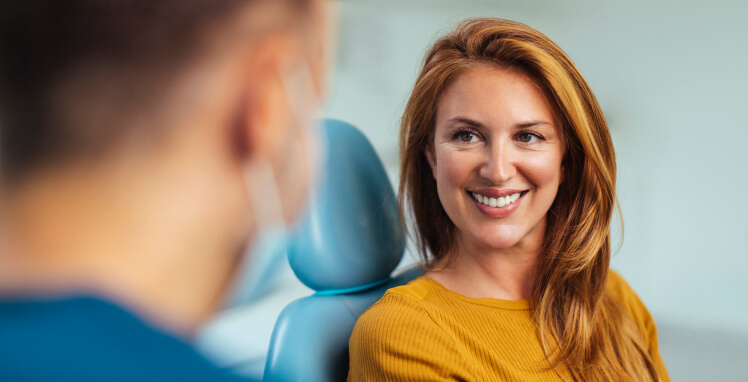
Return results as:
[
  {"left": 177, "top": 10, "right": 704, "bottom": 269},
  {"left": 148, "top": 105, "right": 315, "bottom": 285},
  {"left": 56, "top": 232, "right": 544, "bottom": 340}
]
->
[{"left": 399, "top": 18, "right": 659, "bottom": 381}]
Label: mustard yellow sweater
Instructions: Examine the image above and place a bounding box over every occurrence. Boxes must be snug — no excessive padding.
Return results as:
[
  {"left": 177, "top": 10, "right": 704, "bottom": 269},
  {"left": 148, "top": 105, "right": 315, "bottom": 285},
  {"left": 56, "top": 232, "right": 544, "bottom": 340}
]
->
[{"left": 348, "top": 270, "right": 669, "bottom": 381}]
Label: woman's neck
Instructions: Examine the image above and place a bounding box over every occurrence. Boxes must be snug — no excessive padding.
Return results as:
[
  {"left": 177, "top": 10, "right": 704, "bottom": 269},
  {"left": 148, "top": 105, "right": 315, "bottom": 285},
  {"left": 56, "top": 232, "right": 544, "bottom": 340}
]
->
[{"left": 426, "top": 220, "right": 545, "bottom": 301}]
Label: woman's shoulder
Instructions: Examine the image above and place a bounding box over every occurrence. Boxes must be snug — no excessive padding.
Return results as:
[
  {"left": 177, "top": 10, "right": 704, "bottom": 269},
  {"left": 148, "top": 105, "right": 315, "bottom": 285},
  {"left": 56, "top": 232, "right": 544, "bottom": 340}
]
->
[
  {"left": 605, "top": 269, "right": 670, "bottom": 380},
  {"left": 606, "top": 269, "right": 632, "bottom": 299},
  {"left": 351, "top": 276, "right": 447, "bottom": 342},
  {"left": 606, "top": 269, "right": 658, "bottom": 340},
  {"left": 381, "top": 275, "right": 438, "bottom": 302},
  {"left": 356, "top": 276, "right": 437, "bottom": 324},
  {"left": 606, "top": 269, "right": 647, "bottom": 310},
  {"left": 349, "top": 277, "right": 470, "bottom": 380}
]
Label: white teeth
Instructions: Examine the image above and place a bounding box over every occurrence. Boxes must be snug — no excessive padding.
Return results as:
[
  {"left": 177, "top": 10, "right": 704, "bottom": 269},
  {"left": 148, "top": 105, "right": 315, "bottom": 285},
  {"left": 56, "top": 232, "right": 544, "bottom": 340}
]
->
[{"left": 471, "top": 191, "right": 523, "bottom": 208}]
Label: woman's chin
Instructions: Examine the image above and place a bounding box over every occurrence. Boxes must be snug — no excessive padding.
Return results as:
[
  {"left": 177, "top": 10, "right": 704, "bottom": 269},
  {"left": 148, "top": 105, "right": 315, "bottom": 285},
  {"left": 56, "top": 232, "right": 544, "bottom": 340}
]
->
[
  {"left": 482, "top": 223, "right": 545, "bottom": 251},
  {"left": 472, "top": 232, "right": 524, "bottom": 251},
  {"left": 483, "top": 239, "right": 522, "bottom": 250}
]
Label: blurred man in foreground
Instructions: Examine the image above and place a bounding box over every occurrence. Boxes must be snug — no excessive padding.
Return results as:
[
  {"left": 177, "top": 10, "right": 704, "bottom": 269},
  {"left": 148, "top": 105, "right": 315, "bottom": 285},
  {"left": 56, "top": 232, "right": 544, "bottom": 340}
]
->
[{"left": 0, "top": 0, "right": 330, "bottom": 380}]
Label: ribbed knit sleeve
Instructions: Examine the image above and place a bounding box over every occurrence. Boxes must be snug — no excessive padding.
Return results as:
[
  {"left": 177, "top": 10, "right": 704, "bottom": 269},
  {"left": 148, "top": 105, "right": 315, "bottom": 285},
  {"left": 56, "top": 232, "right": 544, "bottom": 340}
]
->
[{"left": 348, "top": 293, "right": 472, "bottom": 381}]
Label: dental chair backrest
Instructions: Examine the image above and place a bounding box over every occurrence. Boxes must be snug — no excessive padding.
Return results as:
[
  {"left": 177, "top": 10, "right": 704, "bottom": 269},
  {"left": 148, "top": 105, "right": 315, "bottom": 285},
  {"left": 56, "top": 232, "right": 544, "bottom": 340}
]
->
[{"left": 263, "top": 119, "right": 423, "bottom": 382}]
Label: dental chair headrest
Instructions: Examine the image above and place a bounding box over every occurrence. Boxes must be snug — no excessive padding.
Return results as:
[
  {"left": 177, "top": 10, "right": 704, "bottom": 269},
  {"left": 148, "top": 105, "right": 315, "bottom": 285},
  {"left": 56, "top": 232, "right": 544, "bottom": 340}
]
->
[{"left": 287, "top": 119, "right": 404, "bottom": 293}]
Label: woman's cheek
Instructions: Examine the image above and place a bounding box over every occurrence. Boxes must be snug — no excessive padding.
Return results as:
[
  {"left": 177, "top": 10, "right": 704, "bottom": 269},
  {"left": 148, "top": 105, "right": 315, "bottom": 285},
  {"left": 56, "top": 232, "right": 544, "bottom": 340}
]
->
[
  {"left": 433, "top": 149, "right": 470, "bottom": 215},
  {"left": 522, "top": 154, "right": 564, "bottom": 202}
]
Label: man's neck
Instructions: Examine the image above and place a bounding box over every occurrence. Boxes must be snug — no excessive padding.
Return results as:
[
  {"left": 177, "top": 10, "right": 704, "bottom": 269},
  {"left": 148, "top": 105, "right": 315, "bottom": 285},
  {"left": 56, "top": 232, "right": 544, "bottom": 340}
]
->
[{"left": 0, "top": 159, "right": 246, "bottom": 337}]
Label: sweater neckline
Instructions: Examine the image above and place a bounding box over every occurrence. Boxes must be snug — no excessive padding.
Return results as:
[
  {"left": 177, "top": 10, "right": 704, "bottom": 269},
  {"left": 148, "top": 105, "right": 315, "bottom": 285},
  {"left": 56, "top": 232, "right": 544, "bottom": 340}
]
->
[{"left": 419, "top": 276, "right": 532, "bottom": 310}]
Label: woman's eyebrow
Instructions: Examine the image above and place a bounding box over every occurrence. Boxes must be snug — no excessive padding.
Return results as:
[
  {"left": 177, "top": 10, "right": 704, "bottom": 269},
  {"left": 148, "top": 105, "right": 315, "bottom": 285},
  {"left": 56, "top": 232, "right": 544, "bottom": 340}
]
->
[
  {"left": 447, "top": 117, "right": 553, "bottom": 129},
  {"left": 447, "top": 116, "right": 486, "bottom": 129},
  {"left": 515, "top": 120, "right": 553, "bottom": 129}
]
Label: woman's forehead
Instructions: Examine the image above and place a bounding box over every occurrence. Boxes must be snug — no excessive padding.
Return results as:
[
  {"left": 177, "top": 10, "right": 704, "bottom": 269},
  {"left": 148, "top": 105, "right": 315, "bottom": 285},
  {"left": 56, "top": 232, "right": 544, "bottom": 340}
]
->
[{"left": 435, "top": 66, "right": 559, "bottom": 132}]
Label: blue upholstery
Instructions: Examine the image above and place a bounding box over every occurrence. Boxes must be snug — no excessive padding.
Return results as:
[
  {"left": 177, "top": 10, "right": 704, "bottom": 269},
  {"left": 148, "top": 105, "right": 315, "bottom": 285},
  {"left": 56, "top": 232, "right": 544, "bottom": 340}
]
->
[
  {"left": 286, "top": 119, "right": 404, "bottom": 292},
  {"left": 263, "top": 119, "right": 423, "bottom": 382}
]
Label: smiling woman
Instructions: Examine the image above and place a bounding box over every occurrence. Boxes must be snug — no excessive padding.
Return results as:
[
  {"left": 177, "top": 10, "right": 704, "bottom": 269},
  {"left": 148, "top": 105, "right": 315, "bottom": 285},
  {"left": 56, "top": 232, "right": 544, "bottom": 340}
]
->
[
  {"left": 428, "top": 66, "right": 565, "bottom": 254},
  {"left": 348, "top": 18, "right": 670, "bottom": 382}
]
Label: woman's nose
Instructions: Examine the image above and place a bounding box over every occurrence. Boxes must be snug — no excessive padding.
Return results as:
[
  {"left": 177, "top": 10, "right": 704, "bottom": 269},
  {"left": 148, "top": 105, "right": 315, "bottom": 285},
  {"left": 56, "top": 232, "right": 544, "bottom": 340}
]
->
[{"left": 478, "top": 142, "right": 516, "bottom": 184}]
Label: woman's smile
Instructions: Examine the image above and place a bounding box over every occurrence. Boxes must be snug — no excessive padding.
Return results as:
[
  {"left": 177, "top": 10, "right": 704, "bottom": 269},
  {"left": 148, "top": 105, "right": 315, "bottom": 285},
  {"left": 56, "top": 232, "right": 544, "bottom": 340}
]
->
[
  {"left": 468, "top": 189, "right": 527, "bottom": 218},
  {"left": 427, "top": 65, "right": 565, "bottom": 251}
]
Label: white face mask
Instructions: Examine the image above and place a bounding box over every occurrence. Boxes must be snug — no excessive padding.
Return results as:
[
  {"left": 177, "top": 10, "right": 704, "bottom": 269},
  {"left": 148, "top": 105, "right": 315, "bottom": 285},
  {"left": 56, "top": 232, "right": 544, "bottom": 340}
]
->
[{"left": 222, "top": 60, "right": 323, "bottom": 309}]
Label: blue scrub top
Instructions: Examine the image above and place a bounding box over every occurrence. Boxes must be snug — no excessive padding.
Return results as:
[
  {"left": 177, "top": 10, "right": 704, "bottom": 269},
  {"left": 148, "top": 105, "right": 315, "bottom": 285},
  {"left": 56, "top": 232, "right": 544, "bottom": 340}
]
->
[{"left": 0, "top": 296, "right": 254, "bottom": 381}]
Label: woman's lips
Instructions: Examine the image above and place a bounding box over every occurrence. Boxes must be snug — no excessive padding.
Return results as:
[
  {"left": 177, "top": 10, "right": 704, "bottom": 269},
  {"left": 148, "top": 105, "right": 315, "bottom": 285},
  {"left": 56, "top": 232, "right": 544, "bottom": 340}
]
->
[{"left": 468, "top": 189, "right": 527, "bottom": 218}]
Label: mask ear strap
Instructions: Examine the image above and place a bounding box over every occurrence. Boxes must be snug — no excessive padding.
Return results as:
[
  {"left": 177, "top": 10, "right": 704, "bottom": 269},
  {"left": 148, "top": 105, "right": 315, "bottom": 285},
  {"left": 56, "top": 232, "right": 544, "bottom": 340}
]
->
[
  {"left": 279, "top": 59, "right": 325, "bottom": 188},
  {"left": 222, "top": 61, "right": 321, "bottom": 309},
  {"left": 242, "top": 58, "right": 316, "bottom": 231},
  {"left": 244, "top": 156, "right": 286, "bottom": 231},
  {"left": 280, "top": 59, "right": 320, "bottom": 128},
  {"left": 223, "top": 60, "right": 324, "bottom": 309},
  {"left": 221, "top": 156, "right": 287, "bottom": 309},
  {"left": 279, "top": 58, "right": 327, "bottom": 200}
]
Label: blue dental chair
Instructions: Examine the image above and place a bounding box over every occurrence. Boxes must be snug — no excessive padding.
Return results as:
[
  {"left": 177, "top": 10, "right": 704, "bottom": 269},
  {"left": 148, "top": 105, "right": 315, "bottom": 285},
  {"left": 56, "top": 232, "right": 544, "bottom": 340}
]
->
[{"left": 262, "top": 119, "right": 423, "bottom": 382}]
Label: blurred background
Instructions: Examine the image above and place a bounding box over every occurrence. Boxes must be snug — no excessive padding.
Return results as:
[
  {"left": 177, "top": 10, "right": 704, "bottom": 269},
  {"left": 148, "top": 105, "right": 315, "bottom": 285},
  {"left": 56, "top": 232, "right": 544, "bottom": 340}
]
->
[{"left": 199, "top": 1, "right": 748, "bottom": 380}]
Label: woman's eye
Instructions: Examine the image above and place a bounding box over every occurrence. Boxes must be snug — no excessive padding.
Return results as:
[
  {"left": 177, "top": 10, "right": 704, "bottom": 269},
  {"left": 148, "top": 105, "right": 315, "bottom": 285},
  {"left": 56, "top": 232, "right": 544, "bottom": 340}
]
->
[
  {"left": 517, "top": 132, "right": 539, "bottom": 143},
  {"left": 457, "top": 131, "right": 477, "bottom": 142}
]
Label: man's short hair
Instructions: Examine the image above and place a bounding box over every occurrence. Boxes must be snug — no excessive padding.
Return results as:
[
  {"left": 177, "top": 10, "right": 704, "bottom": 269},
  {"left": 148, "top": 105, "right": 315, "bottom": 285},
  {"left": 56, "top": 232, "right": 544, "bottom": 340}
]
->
[{"left": 0, "top": 0, "right": 307, "bottom": 183}]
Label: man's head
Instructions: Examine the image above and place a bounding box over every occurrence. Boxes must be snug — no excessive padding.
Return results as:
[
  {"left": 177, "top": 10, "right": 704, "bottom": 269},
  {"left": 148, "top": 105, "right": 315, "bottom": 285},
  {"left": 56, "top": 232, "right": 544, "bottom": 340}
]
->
[
  {"left": 0, "top": 0, "right": 331, "bottom": 330},
  {"left": 1, "top": 0, "right": 325, "bottom": 191}
]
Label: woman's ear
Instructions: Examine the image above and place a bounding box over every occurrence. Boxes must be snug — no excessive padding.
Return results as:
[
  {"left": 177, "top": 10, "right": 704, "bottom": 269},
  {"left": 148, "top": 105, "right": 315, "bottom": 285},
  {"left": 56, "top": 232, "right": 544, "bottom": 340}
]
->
[
  {"left": 560, "top": 164, "right": 565, "bottom": 184},
  {"left": 424, "top": 146, "right": 437, "bottom": 179}
]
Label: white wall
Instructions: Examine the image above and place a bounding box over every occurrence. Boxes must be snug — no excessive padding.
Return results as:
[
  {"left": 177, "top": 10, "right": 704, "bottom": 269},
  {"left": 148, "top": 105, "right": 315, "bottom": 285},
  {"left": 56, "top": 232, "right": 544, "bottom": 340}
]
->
[{"left": 325, "top": 1, "right": 748, "bottom": 379}]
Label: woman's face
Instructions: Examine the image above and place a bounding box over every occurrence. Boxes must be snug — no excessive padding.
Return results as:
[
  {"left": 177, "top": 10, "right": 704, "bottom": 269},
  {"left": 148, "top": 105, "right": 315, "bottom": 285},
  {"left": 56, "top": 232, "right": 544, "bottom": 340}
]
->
[{"left": 427, "top": 65, "right": 565, "bottom": 254}]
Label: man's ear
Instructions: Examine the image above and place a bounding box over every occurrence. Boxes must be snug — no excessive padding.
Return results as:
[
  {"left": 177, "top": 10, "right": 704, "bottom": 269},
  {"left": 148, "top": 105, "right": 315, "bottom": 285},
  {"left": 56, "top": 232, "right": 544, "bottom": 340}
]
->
[{"left": 235, "top": 32, "right": 300, "bottom": 161}]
